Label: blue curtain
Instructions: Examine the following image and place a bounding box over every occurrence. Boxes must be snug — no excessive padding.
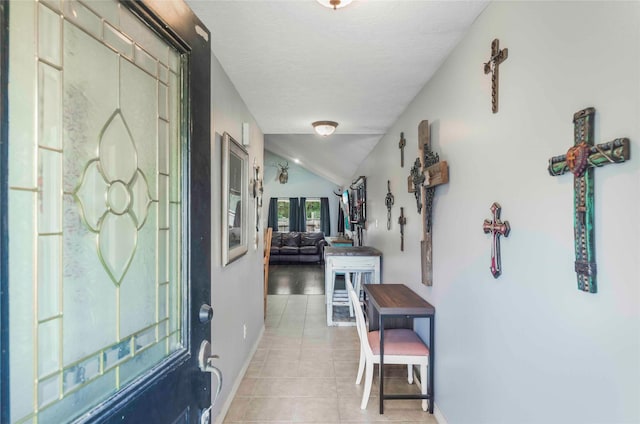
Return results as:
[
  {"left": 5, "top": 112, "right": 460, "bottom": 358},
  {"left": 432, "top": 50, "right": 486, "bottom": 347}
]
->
[
  {"left": 299, "top": 197, "right": 307, "bottom": 232},
  {"left": 288, "top": 197, "right": 299, "bottom": 232},
  {"left": 267, "top": 198, "right": 278, "bottom": 229},
  {"left": 337, "top": 203, "right": 344, "bottom": 234},
  {"left": 320, "top": 197, "right": 330, "bottom": 236}
]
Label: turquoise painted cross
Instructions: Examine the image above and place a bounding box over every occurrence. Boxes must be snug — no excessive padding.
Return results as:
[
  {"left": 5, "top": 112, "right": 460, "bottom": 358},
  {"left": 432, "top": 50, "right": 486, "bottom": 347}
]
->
[{"left": 547, "top": 108, "right": 630, "bottom": 293}]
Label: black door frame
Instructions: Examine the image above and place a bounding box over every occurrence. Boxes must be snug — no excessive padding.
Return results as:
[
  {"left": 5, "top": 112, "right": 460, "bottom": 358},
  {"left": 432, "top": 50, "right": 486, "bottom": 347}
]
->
[{"left": 0, "top": 2, "right": 10, "bottom": 422}]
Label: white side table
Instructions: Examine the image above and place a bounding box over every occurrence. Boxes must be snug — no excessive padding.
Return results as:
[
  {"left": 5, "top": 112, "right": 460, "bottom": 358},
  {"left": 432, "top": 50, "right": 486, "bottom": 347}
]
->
[{"left": 324, "top": 246, "right": 382, "bottom": 326}]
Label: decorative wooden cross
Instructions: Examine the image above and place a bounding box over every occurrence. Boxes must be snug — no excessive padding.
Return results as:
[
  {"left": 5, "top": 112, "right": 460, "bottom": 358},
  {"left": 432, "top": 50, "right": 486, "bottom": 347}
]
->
[
  {"left": 547, "top": 107, "right": 630, "bottom": 293},
  {"left": 483, "top": 38, "right": 508, "bottom": 113},
  {"left": 398, "top": 207, "right": 406, "bottom": 252},
  {"left": 482, "top": 202, "right": 510, "bottom": 278},
  {"left": 385, "top": 180, "right": 394, "bottom": 230},
  {"left": 407, "top": 120, "right": 449, "bottom": 285},
  {"left": 399, "top": 132, "right": 406, "bottom": 167}
]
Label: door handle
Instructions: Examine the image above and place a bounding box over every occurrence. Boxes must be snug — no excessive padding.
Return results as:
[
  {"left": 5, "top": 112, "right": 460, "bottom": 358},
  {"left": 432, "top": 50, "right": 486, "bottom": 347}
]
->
[{"left": 198, "top": 340, "right": 223, "bottom": 407}]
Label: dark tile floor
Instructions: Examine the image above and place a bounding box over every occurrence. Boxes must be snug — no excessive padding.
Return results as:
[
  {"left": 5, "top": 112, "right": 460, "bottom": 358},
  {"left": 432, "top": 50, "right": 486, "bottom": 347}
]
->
[
  {"left": 268, "top": 264, "right": 329, "bottom": 295},
  {"left": 268, "top": 263, "right": 353, "bottom": 324}
]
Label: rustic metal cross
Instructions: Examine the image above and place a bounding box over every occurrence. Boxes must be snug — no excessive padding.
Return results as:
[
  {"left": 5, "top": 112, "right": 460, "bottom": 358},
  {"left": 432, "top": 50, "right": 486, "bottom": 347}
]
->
[
  {"left": 548, "top": 107, "right": 630, "bottom": 293},
  {"left": 385, "top": 180, "right": 394, "bottom": 230},
  {"left": 251, "top": 161, "right": 263, "bottom": 232},
  {"left": 399, "top": 132, "right": 406, "bottom": 167},
  {"left": 398, "top": 207, "right": 406, "bottom": 252},
  {"left": 483, "top": 38, "right": 508, "bottom": 113},
  {"left": 406, "top": 120, "right": 449, "bottom": 285},
  {"left": 409, "top": 157, "right": 424, "bottom": 214},
  {"left": 482, "top": 202, "right": 510, "bottom": 278}
]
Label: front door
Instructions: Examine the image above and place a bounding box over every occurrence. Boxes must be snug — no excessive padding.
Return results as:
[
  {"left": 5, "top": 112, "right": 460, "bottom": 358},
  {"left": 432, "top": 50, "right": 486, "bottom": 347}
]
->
[{"left": 0, "top": 1, "right": 213, "bottom": 423}]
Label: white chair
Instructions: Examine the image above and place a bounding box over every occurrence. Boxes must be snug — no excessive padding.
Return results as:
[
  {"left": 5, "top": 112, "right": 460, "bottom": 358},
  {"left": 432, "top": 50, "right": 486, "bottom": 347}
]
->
[
  {"left": 340, "top": 272, "right": 365, "bottom": 317},
  {"left": 347, "top": 282, "right": 429, "bottom": 411}
]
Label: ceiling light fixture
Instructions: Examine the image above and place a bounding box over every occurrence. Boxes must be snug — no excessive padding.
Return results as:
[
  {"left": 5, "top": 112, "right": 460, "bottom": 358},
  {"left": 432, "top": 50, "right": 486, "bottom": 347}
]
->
[
  {"left": 312, "top": 121, "right": 338, "bottom": 136},
  {"left": 316, "top": 0, "right": 353, "bottom": 10}
]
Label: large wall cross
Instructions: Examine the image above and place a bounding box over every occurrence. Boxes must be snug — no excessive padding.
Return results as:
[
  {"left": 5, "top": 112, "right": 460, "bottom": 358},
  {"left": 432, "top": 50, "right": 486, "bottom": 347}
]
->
[
  {"left": 407, "top": 120, "right": 449, "bottom": 285},
  {"left": 548, "top": 107, "right": 630, "bottom": 293}
]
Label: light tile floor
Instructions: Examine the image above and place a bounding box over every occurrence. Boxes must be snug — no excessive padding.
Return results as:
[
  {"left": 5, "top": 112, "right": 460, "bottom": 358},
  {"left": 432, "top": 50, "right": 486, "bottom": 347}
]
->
[{"left": 223, "top": 295, "right": 437, "bottom": 423}]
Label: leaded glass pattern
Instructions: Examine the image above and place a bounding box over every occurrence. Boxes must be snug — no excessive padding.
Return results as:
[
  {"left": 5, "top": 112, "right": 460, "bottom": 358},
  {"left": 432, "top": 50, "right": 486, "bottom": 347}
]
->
[{"left": 8, "top": 1, "right": 185, "bottom": 422}]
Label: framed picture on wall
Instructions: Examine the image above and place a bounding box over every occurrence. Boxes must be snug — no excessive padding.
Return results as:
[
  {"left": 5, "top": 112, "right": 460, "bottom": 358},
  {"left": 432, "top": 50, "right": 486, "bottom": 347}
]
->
[{"left": 222, "top": 132, "right": 249, "bottom": 265}]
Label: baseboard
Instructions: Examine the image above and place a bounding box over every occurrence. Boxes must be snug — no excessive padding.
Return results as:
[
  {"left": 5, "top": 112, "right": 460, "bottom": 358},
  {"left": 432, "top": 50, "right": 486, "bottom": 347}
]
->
[
  {"left": 434, "top": 403, "right": 449, "bottom": 424},
  {"left": 412, "top": 368, "right": 449, "bottom": 424},
  {"left": 213, "top": 325, "right": 265, "bottom": 424}
]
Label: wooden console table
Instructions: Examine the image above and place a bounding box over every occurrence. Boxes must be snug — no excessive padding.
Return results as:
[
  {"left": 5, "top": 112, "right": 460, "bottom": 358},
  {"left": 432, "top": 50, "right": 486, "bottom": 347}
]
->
[
  {"left": 324, "top": 246, "right": 381, "bottom": 326},
  {"left": 363, "top": 283, "right": 435, "bottom": 414}
]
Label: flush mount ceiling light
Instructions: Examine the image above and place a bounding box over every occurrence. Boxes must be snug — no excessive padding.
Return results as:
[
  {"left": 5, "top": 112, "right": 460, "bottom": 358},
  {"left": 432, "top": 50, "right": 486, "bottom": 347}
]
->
[
  {"left": 316, "top": 0, "right": 353, "bottom": 10},
  {"left": 312, "top": 121, "right": 338, "bottom": 136}
]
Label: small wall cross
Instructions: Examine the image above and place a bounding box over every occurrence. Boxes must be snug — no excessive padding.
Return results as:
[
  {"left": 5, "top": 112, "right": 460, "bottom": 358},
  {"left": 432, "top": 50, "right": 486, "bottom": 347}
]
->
[
  {"left": 251, "top": 161, "right": 264, "bottom": 232},
  {"left": 399, "top": 132, "right": 406, "bottom": 167},
  {"left": 385, "top": 180, "right": 394, "bottom": 230},
  {"left": 482, "top": 202, "right": 510, "bottom": 278},
  {"left": 398, "top": 207, "right": 407, "bottom": 252},
  {"left": 547, "top": 107, "right": 630, "bottom": 293},
  {"left": 483, "top": 38, "right": 508, "bottom": 113}
]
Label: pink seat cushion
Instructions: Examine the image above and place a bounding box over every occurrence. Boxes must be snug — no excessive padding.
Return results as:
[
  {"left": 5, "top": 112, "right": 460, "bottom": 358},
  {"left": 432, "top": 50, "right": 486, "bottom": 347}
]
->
[{"left": 367, "top": 329, "right": 429, "bottom": 356}]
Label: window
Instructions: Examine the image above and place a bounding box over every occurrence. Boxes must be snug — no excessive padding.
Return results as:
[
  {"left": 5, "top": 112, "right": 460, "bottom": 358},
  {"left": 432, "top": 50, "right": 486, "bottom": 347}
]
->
[
  {"left": 273, "top": 197, "right": 323, "bottom": 233},
  {"left": 305, "top": 198, "right": 321, "bottom": 232},
  {"left": 277, "top": 199, "right": 289, "bottom": 232}
]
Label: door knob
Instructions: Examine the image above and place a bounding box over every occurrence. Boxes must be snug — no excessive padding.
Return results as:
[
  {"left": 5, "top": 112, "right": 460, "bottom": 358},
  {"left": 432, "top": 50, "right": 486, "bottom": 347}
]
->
[
  {"left": 199, "top": 304, "right": 214, "bottom": 323},
  {"left": 198, "top": 340, "right": 223, "bottom": 407}
]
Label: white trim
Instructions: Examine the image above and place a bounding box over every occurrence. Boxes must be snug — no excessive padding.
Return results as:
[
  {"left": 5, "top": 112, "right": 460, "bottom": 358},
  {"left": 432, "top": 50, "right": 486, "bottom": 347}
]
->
[
  {"left": 412, "top": 367, "right": 448, "bottom": 424},
  {"left": 213, "top": 325, "right": 265, "bottom": 424},
  {"left": 434, "top": 403, "right": 449, "bottom": 424}
]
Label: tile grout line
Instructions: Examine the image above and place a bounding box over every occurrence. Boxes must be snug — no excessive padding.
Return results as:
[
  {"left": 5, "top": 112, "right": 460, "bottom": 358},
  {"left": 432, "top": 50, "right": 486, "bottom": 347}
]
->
[
  {"left": 300, "top": 294, "right": 308, "bottom": 340},
  {"left": 244, "top": 295, "right": 288, "bottom": 422},
  {"left": 334, "top": 327, "right": 344, "bottom": 423},
  {"left": 245, "top": 303, "right": 276, "bottom": 424}
]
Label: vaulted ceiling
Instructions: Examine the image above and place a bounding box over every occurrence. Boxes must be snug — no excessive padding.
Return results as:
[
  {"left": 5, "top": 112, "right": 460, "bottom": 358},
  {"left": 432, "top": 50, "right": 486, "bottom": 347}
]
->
[{"left": 188, "top": 0, "right": 488, "bottom": 186}]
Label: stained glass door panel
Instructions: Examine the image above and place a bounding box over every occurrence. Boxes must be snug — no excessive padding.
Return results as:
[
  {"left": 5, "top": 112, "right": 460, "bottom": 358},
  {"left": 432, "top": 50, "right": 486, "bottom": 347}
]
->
[{"left": 5, "top": 1, "right": 212, "bottom": 423}]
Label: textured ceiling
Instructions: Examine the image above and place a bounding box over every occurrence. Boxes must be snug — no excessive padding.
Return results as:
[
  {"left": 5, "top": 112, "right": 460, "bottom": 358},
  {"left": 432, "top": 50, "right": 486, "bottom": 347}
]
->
[{"left": 188, "top": 0, "right": 488, "bottom": 185}]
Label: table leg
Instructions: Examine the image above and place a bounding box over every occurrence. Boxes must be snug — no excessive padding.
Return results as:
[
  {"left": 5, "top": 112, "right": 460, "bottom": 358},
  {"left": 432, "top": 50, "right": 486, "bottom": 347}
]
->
[
  {"left": 379, "top": 313, "right": 384, "bottom": 414},
  {"left": 346, "top": 273, "right": 354, "bottom": 317},
  {"left": 429, "top": 314, "right": 435, "bottom": 414},
  {"left": 325, "top": 266, "right": 333, "bottom": 326}
]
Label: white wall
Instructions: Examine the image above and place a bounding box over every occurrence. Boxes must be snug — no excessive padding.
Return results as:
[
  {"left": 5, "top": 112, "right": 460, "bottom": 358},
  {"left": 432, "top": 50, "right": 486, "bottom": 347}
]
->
[
  {"left": 263, "top": 150, "right": 341, "bottom": 236},
  {"left": 210, "top": 54, "right": 265, "bottom": 421},
  {"left": 354, "top": 2, "right": 640, "bottom": 423}
]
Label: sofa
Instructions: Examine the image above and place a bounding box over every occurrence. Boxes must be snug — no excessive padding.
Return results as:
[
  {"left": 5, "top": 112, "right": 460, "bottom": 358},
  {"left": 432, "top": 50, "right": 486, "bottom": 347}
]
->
[{"left": 269, "top": 231, "right": 328, "bottom": 264}]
